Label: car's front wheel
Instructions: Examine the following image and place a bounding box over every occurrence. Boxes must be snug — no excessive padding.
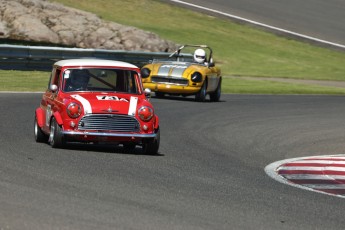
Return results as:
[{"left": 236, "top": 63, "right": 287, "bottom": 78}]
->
[
  {"left": 49, "top": 117, "right": 64, "bottom": 148},
  {"left": 34, "top": 116, "right": 48, "bottom": 143},
  {"left": 142, "top": 129, "right": 160, "bottom": 155},
  {"left": 195, "top": 82, "right": 207, "bottom": 102}
]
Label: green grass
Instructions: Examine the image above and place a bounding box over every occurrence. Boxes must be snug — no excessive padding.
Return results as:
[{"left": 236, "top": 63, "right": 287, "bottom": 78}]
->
[
  {"left": 223, "top": 77, "right": 345, "bottom": 95},
  {"left": 0, "top": 70, "right": 49, "bottom": 92},
  {"left": 51, "top": 0, "right": 345, "bottom": 81},
  {"left": 2, "top": 70, "right": 345, "bottom": 95},
  {"left": 1, "top": 0, "right": 345, "bottom": 94}
]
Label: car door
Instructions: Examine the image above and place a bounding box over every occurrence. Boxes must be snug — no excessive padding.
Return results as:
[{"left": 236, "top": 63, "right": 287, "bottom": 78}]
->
[
  {"left": 42, "top": 68, "right": 61, "bottom": 132},
  {"left": 205, "top": 65, "right": 219, "bottom": 92}
]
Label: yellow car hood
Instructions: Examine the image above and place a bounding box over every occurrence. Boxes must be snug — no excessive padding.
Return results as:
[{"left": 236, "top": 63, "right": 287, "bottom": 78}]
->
[{"left": 151, "top": 62, "right": 205, "bottom": 78}]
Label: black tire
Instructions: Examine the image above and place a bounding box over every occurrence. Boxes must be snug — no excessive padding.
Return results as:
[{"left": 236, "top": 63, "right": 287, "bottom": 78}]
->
[
  {"left": 34, "top": 116, "right": 48, "bottom": 143},
  {"left": 142, "top": 129, "right": 160, "bottom": 155},
  {"left": 155, "top": 92, "right": 165, "bottom": 98},
  {"left": 195, "top": 82, "right": 207, "bottom": 102},
  {"left": 209, "top": 78, "right": 221, "bottom": 102},
  {"left": 49, "top": 117, "right": 64, "bottom": 148},
  {"left": 123, "top": 143, "right": 136, "bottom": 153}
]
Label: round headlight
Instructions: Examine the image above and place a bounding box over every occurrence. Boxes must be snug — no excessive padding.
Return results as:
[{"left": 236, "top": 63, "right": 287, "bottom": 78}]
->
[
  {"left": 141, "top": 68, "right": 151, "bottom": 78},
  {"left": 191, "top": 72, "right": 203, "bottom": 83},
  {"left": 138, "top": 106, "right": 153, "bottom": 121},
  {"left": 67, "top": 103, "right": 81, "bottom": 118}
]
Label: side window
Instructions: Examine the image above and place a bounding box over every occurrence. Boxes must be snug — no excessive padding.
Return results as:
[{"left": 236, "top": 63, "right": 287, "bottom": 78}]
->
[
  {"left": 48, "top": 68, "right": 61, "bottom": 91},
  {"left": 126, "top": 71, "right": 138, "bottom": 93},
  {"left": 54, "top": 69, "right": 61, "bottom": 88},
  {"left": 129, "top": 71, "right": 139, "bottom": 94},
  {"left": 47, "top": 69, "right": 55, "bottom": 89}
]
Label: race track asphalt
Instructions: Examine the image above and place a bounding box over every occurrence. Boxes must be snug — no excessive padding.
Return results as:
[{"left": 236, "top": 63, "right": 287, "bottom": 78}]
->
[
  {"left": 1, "top": 93, "right": 345, "bottom": 229},
  {"left": 168, "top": 0, "right": 345, "bottom": 47}
]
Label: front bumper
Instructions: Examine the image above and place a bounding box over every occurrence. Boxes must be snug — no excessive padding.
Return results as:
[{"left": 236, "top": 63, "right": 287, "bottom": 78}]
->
[
  {"left": 143, "top": 82, "right": 201, "bottom": 94},
  {"left": 62, "top": 131, "right": 156, "bottom": 138},
  {"left": 61, "top": 130, "right": 157, "bottom": 142}
]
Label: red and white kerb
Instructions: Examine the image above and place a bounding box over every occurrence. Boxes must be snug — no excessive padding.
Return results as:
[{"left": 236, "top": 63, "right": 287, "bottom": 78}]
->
[{"left": 265, "top": 155, "right": 345, "bottom": 198}]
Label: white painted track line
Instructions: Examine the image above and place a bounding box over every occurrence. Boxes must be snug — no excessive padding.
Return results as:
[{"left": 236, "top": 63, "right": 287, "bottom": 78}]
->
[{"left": 169, "top": 0, "right": 345, "bottom": 50}]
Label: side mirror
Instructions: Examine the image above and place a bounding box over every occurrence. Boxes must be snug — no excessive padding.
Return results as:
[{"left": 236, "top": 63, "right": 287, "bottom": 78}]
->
[
  {"left": 50, "top": 84, "right": 58, "bottom": 92},
  {"left": 144, "top": 88, "right": 152, "bottom": 99}
]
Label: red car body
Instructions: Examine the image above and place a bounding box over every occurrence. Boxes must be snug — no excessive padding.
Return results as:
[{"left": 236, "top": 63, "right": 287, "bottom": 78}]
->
[{"left": 34, "top": 59, "right": 160, "bottom": 154}]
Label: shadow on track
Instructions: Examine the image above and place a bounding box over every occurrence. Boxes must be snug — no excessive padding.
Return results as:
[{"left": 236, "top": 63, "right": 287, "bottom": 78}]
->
[
  {"left": 42, "top": 142, "right": 164, "bottom": 156},
  {"left": 152, "top": 95, "right": 226, "bottom": 103}
]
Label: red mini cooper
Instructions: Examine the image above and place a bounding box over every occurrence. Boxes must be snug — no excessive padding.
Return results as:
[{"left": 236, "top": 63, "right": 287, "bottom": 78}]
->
[{"left": 34, "top": 59, "right": 160, "bottom": 154}]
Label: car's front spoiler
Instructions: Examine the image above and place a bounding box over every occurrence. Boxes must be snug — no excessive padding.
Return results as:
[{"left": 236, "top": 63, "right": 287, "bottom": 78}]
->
[{"left": 61, "top": 131, "right": 156, "bottom": 138}]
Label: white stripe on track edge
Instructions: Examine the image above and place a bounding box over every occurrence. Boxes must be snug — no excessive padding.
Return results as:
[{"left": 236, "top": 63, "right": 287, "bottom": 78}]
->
[
  {"left": 169, "top": 0, "right": 345, "bottom": 49},
  {"left": 284, "top": 160, "right": 345, "bottom": 164},
  {"left": 277, "top": 166, "right": 345, "bottom": 172},
  {"left": 302, "top": 184, "right": 345, "bottom": 190},
  {"left": 282, "top": 174, "right": 345, "bottom": 180}
]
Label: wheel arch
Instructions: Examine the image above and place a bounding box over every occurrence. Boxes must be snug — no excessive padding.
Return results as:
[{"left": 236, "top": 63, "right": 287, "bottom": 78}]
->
[
  {"left": 35, "top": 108, "right": 45, "bottom": 128},
  {"left": 52, "top": 111, "right": 64, "bottom": 126},
  {"left": 204, "top": 76, "right": 209, "bottom": 88},
  {"left": 153, "top": 115, "right": 159, "bottom": 130}
]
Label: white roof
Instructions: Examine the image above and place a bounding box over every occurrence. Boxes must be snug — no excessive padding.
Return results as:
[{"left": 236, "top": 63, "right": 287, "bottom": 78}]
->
[{"left": 54, "top": 59, "right": 138, "bottom": 68}]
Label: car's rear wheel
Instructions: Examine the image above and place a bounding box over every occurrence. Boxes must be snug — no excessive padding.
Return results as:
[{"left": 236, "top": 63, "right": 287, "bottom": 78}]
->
[
  {"left": 142, "top": 129, "right": 160, "bottom": 155},
  {"left": 34, "top": 116, "right": 48, "bottom": 143},
  {"left": 209, "top": 78, "right": 221, "bottom": 102},
  {"left": 195, "top": 82, "right": 207, "bottom": 102},
  {"left": 49, "top": 117, "right": 64, "bottom": 148}
]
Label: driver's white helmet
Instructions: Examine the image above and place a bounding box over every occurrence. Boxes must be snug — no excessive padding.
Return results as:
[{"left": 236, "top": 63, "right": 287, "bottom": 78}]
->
[{"left": 194, "top": 49, "right": 206, "bottom": 64}]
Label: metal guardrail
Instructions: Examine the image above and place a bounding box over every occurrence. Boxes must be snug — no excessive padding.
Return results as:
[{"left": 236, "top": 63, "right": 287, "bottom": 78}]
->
[{"left": 0, "top": 44, "right": 184, "bottom": 71}]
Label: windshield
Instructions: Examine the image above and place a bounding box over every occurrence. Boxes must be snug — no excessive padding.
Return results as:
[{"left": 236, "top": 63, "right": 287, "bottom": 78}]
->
[
  {"left": 153, "top": 55, "right": 194, "bottom": 63},
  {"left": 63, "top": 68, "right": 139, "bottom": 93}
]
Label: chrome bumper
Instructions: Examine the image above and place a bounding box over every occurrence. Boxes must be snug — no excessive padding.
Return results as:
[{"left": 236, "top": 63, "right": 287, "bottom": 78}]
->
[{"left": 61, "top": 131, "right": 156, "bottom": 138}]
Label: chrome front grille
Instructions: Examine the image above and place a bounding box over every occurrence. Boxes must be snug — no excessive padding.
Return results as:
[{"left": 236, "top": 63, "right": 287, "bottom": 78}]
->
[
  {"left": 151, "top": 76, "right": 188, "bottom": 86},
  {"left": 78, "top": 114, "right": 140, "bottom": 132}
]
